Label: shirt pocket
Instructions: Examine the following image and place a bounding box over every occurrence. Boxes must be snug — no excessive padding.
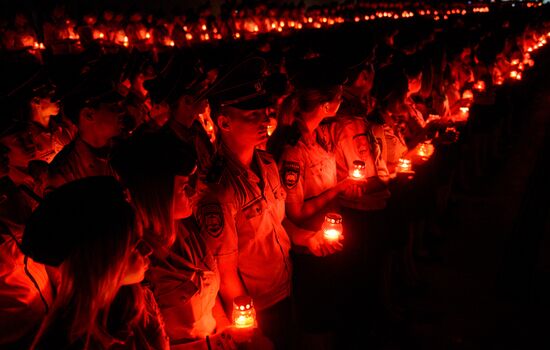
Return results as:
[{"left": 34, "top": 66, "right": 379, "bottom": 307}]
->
[{"left": 238, "top": 198, "right": 269, "bottom": 244}]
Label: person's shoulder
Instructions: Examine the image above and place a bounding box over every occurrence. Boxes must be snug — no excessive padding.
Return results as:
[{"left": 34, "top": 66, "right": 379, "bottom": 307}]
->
[{"left": 48, "top": 140, "right": 77, "bottom": 170}]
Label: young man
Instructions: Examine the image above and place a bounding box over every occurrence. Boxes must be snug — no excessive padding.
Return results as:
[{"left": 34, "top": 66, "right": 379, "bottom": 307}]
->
[{"left": 46, "top": 79, "right": 125, "bottom": 191}]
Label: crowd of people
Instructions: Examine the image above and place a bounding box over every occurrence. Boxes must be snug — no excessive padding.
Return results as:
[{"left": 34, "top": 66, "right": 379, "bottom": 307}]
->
[
  {"left": 1, "top": 1, "right": 549, "bottom": 349},
  {"left": 0, "top": 1, "right": 537, "bottom": 56}
]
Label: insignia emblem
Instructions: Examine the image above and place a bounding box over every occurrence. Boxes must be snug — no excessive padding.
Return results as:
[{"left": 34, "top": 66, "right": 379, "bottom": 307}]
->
[
  {"left": 199, "top": 203, "right": 224, "bottom": 237},
  {"left": 282, "top": 161, "right": 300, "bottom": 190}
]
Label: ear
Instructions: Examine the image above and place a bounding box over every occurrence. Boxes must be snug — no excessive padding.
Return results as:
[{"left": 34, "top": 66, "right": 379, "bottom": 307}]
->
[{"left": 217, "top": 114, "right": 231, "bottom": 132}]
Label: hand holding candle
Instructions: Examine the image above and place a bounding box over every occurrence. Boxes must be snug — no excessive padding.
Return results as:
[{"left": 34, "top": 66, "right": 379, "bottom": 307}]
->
[{"left": 322, "top": 213, "right": 343, "bottom": 242}]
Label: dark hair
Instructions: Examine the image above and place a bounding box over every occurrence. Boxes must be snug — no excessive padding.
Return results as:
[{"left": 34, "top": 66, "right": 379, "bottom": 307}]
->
[{"left": 111, "top": 131, "right": 197, "bottom": 248}]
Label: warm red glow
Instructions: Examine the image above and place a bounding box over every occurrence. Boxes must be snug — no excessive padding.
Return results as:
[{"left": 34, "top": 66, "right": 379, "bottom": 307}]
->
[
  {"left": 462, "top": 90, "right": 474, "bottom": 100},
  {"left": 232, "top": 296, "right": 256, "bottom": 328},
  {"left": 474, "top": 81, "right": 486, "bottom": 92},
  {"left": 397, "top": 158, "right": 413, "bottom": 173},
  {"left": 322, "top": 213, "right": 343, "bottom": 242},
  {"left": 349, "top": 160, "right": 366, "bottom": 180}
]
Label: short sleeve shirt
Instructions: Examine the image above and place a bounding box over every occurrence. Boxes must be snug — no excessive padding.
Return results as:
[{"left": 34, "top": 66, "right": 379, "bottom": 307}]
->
[
  {"left": 195, "top": 147, "right": 291, "bottom": 311},
  {"left": 278, "top": 124, "right": 337, "bottom": 229},
  {"left": 330, "top": 116, "right": 390, "bottom": 210}
]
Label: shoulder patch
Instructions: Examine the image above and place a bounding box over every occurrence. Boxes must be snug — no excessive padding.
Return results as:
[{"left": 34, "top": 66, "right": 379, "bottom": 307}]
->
[
  {"left": 282, "top": 160, "right": 300, "bottom": 190},
  {"left": 198, "top": 203, "right": 224, "bottom": 238}
]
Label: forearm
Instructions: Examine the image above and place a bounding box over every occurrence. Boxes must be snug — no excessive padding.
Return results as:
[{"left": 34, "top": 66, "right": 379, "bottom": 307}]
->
[
  {"left": 287, "top": 187, "right": 340, "bottom": 223},
  {"left": 213, "top": 296, "right": 231, "bottom": 329},
  {"left": 282, "top": 217, "right": 315, "bottom": 247}
]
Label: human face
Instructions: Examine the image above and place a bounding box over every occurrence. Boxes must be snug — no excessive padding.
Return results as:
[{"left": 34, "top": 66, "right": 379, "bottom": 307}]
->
[
  {"left": 224, "top": 107, "right": 269, "bottom": 146},
  {"left": 173, "top": 171, "right": 197, "bottom": 220},
  {"left": 121, "top": 238, "right": 152, "bottom": 285},
  {"left": 92, "top": 102, "right": 125, "bottom": 140},
  {"left": 408, "top": 73, "right": 422, "bottom": 95},
  {"left": 39, "top": 97, "right": 59, "bottom": 120},
  {"left": 323, "top": 89, "right": 343, "bottom": 117}
]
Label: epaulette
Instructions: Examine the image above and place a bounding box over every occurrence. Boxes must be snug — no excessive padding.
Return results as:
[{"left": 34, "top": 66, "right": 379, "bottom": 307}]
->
[
  {"left": 205, "top": 155, "right": 226, "bottom": 184},
  {"left": 284, "top": 123, "right": 302, "bottom": 146}
]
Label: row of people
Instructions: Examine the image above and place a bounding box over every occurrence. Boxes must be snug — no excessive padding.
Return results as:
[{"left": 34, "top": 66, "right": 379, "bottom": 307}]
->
[{"left": 1, "top": 10, "right": 549, "bottom": 350}]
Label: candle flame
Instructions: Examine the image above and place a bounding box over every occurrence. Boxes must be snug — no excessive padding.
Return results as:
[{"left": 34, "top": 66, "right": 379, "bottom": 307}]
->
[{"left": 324, "top": 229, "right": 341, "bottom": 241}]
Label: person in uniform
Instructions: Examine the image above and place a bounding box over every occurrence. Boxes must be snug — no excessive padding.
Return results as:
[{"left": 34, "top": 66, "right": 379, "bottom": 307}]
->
[
  {"left": 21, "top": 176, "right": 167, "bottom": 350},
  {"left": 0, "top": 174, "right": 53, "bottom": 349},
  {"left": 0, "top": 62, "right": 76, "bottom": 196},
  {"left": 331, "top": 58, "right": 397, "bottom": 341},
  {"left": 195, "top": 57, "right": 323, "bottom": 350},
  {"left": 46, "top": 75, "right": 126, "bottom": 191},
  {"left": 112, "top": 131, "right": 267, "bottom": 349},
  {"left": 142, "top": 52, "right": 216, "bottom": 176},
  {"left": 272, "top": 56, "right": 360, "bottom": 349}
]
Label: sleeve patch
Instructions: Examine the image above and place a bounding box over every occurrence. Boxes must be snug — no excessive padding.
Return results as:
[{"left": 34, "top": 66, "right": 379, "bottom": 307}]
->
[
  {"left": 282, "top": 161, "right": 300, "bottom": 190},
  {"left": 198, "top": 203, "right": 224, "bottom": 238}
]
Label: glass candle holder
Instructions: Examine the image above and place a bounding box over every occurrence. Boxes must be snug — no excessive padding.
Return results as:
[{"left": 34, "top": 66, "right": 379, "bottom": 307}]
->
[
  {"left": 232, "top": 296, "right": 256, "bottom": 329},
  {"left": 349, "top": 160, "right": 366, "bottom": 180},
  {"left": 462, "top": 90, "right": 474, "bottom": 100},
  {"left": 473, "top": 81, "right": 486, "bottom": 92},
  {"left": 322, "top": 213, "right": 343, "bottom": 242},
  {"left": 397, "top": 158, "right": 412, "bottom": 173}
]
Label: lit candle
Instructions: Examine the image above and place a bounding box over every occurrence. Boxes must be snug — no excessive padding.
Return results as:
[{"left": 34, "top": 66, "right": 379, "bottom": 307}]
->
[
  {"left": 473, "top": 81, "right": 486, "bottom": 92},
  {"left": 462, "top": 90, "right": 474, "bottom": 100},
  {"left": 459, "top": 106, "right": 469, "bottom": 119},
  {"left": 427, "top": 114, "right": 441, "bottom": 123},
  {"left": 417, "top": 142, "right": 435, "bottom": 159},
  {"left": 349, "top": 160, "right": 366, "bottom": 180},
  {"left": 397, "top": 158, "right": 412, "bottom": 173},
  {"left": 322, "top": 213, "right": 343, "bottom": 242},
  {"left": 232, "top": 296, "right": 256, "bottom": 329}
]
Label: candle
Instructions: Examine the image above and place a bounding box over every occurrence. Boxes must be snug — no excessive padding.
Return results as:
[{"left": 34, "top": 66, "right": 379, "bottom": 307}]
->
[
  {"left": 232, "top": 296, "right": 256, "bottom": 329},
  {"left": 462, "top": 90, "right": 474, "bottom": 100},
  {"left": 427, "top": 114, "right": 441, "bottom": 123},
  {"left": 473, "top": 81, "right": 486, "bottom": 92},
  {"left": 417, "top": 142, "right": 435, "bottom": 159},
  {"left": 349, "top": 160, "right": 366, "bottom": 180},
  {"left": 322, "top": 213, "right": 343, "bottom": 242},
  {"left": 397, "top": 158, "right": 412, "bottom": 173}
]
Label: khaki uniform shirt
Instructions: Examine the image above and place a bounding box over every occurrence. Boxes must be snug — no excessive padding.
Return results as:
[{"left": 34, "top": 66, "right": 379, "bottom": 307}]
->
[
  {"left": 195, "top": 146, "right": 292, "bottom": 311},
  {"left": 278, "top": 123, "right": 337, "bottom": 229},
  {"left": 331, "top": 116, "right": 390, "bottom": 211},
  {"left": 147, "top": 219, "right": 219, "bottom": 343},
  {"left": 47, "top": 136, "right": 115, "bottom": 190}
]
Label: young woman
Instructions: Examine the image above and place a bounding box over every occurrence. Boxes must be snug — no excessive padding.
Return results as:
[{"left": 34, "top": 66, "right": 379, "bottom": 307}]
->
[
  {"left": 111, "top": 131, "right": 257, "bottom": 349},
  {"left": 22, "top": 176, "right": 166, "bottom": 350},
  {"left": 271, "top": 66, "right": 357, "bottom": 348}
]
